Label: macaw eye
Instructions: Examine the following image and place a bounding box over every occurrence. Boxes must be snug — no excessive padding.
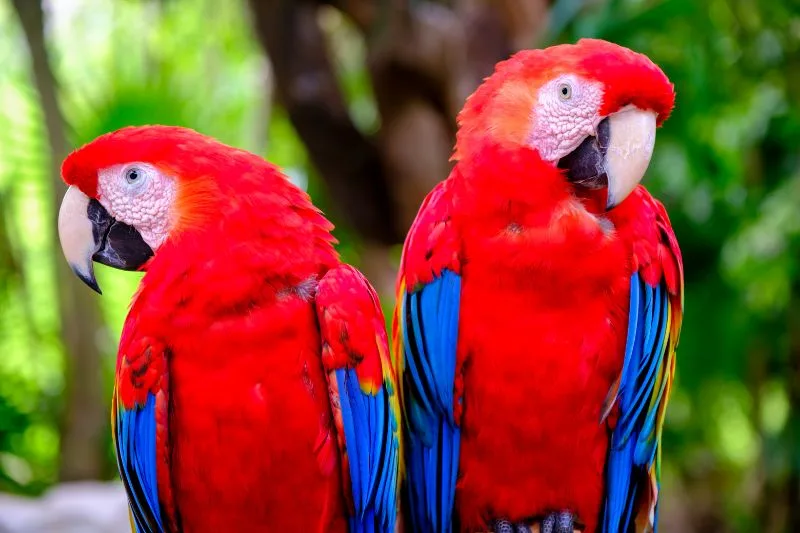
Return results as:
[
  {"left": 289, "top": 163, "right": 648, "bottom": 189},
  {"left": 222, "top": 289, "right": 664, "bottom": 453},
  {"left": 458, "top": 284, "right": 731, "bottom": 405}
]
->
[
  {"left": 125, "top": 167, "right": 142, "bottom": 184},
  {"left": 558, "top": 83, "right": 572, "bottom": 100},
  {"left": 121, "top": 164, "right": 153, "bottom": 194}
]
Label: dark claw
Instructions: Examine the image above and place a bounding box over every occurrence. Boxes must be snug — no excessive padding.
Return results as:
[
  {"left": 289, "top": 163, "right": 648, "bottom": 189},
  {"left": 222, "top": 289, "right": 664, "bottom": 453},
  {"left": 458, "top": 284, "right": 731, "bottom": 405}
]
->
[
  {"left": 541, "top": 511, "right": 574, "bottom": 533},
  {"left": 493, "top": 519, "right": 530, "bottom": 533}
]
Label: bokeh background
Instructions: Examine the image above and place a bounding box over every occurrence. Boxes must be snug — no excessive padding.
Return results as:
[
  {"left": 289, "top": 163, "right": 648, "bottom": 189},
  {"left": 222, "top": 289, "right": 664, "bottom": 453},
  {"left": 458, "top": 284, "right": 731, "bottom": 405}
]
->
[{"left": 0, "top": 0, "right": 798, "bottom": 531}]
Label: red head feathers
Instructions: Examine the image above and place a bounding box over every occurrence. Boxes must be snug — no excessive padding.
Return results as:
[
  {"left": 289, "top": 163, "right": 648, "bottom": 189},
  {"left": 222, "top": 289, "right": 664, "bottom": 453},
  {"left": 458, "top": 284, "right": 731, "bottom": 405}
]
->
[
  {"left": 454, "top": 38, "right": 675, "bottom": 161},
  {"left": 57, "top": 125, "right": 335, "bottom": 292},
  {"left": 62, "top": 125, "right": 274, "bottom": 198}
]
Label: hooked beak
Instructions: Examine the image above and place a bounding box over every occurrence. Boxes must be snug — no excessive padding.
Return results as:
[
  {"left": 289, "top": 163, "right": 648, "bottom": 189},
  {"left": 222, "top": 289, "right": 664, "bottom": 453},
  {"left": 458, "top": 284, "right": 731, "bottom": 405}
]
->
[
  {"left": 558, "top": 107, "right": 657, "bottom": 209},
  {"left": 57, "top": 186, "right": 154, "bottom": 294}
]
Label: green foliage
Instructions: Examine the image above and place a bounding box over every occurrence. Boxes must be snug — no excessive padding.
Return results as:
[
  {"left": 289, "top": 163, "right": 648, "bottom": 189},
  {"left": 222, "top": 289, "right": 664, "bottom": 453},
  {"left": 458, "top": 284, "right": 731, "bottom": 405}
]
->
[
  {"left": 0, "top": 0, "right": 274, "bottom": 494},
  {"left": 0, "top": 0, "right": 377, "bottom": 495}
]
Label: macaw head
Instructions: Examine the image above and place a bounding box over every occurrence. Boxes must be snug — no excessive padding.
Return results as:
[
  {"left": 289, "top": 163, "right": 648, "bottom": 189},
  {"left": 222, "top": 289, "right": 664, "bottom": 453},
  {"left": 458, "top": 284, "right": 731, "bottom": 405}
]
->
[
  {"left": 454, "top": 38, "right": 674, "bottom": 210},
  {"left": 57, "top": 125, "right": 307, "bottom": 293}
]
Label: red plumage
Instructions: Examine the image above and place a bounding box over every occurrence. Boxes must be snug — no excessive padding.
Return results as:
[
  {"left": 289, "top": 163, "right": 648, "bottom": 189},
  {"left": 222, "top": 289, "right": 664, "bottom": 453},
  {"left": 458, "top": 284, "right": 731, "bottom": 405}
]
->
[
  {"left": 454, "top": 40, "right": 674, "bottom": 162},
  {"left": 65, "top": 126, "right": 400, "bottom": 532},
  {"left": 394, "top": 39, "right": 683, "bottom": 532},
  {"left": 405, "top": 144, "right": 631, "bottom": 531},
  {"left": 114, "top": 136, "right": 345, "bottom": 531},
  {"left": 400, "top": 146, "right": 681, "bottom": 533}
]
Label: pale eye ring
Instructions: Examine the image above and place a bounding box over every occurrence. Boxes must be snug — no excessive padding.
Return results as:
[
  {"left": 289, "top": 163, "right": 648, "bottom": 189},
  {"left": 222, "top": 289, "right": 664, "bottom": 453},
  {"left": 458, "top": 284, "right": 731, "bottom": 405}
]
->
[
  {"left": 558, "top": 82, "right": 572, "bottom": 100},
  {"left": 121, "top": 164, "right": 152, "bottom": 194},
  {"left": 125, "top": 167, "right": 142, "bottom": 184}
]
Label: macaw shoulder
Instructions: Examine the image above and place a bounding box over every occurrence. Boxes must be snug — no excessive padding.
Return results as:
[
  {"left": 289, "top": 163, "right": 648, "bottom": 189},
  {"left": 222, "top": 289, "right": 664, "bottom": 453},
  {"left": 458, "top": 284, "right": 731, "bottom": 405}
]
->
[
  {"left": 116, "top": 312, "right": 168, "bottom": 410},
  {"left": 401, "top": 177, "right": 462, "bottom": 289},
  {"left": 608, "top": 185, "right": 682, "bottom": 295},
  {"left": 316, "top": 264, "right": 388, "bottom": 390}
]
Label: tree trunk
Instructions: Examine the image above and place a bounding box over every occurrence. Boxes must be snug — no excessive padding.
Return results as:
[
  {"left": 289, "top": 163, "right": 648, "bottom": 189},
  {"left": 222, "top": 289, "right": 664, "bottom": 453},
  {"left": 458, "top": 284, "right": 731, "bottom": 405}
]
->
[{"left": 10, "top": 0, "right": 108, "bottom": 482}]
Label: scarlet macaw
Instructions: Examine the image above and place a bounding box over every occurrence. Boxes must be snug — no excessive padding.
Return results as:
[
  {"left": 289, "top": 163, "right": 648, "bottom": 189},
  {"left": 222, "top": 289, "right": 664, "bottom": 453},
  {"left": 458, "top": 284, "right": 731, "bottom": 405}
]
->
[
  {"left": 393, "top": 39, "right": 683, "bottom": 533},
  {"left": 56, "top": 126, "right": 401, "bottom": 532}
]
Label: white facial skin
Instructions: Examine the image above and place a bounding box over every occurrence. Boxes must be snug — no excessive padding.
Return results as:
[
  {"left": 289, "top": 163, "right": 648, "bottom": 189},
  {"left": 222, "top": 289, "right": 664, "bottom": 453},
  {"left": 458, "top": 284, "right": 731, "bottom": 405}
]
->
[
  {"left": 527, "top": 74, "right": 605, "bottom": 163},
  {"left": 525, "top": 75, "right": 658, "bottom": 208},
  {"left": 97, "top": 163, "right": 176, "bottom": 250}
]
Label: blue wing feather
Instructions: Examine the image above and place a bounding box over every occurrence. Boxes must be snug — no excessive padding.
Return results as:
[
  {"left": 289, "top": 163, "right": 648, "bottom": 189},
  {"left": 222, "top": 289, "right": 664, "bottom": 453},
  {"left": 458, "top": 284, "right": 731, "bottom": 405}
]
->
[
  {"left": 385, "top": 439, "right": 400, "bottom": 527},
  {"left": 406, "top": 297, "right": 437, "bottom": 422},
  {"left": 603, "top": 273, "right": 673, "bottom": 533},
  {"left": 368, "top": 392, "right": 385, "bottom": 501},
  {"left": 335, "top": 363, "right": 398, "bottom": 533},
  {"left": 337, "top": 369, "right": 365, "bottom": 516},
  {"left": 635, "top": 295, "right": 670, "bottom": 466},
  {"left": 315, "top": 265, "right": 400, "bottom": 532},
  {"left": 115, "top": 393, "right": 163, "bottom": 533},
  {"left": 402, "top": 269, "right": 462, "bottom": 533}
]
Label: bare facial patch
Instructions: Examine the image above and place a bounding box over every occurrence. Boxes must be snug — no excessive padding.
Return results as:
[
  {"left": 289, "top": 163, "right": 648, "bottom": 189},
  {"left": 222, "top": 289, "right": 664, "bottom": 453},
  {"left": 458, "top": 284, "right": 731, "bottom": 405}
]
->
[
  {"left": 97, "top": 163, "right": 176, "bottom": 250},
  {"left": 528, "top": 75, "right": 604, "bottom": 162}
]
